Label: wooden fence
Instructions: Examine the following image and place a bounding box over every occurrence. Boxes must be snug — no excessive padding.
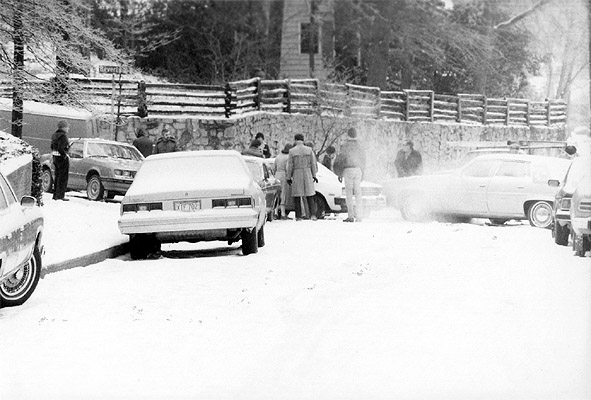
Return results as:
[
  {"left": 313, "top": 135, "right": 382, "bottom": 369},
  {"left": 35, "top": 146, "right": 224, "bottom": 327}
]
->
[{"left": 0, "top": 77, "right": 567, "bottom": 127}]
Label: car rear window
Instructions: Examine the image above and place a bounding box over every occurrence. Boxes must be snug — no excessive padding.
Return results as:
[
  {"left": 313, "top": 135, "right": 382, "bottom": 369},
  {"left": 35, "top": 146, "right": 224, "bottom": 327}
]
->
[{"left": 137, "top": 154, "right": 248, "bottom": 182}]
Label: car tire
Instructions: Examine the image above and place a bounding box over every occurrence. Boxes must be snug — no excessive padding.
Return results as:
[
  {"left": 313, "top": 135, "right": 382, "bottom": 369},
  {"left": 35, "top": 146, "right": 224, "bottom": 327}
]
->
[
  {"left": 527, "top": 201, "right": 553, "bottom": 229},
  {"left": 41, "top": 168, "right": 54, "bottom": 193},
  {"left": 0, "top": 244, "right": 42, "bottom": 307},
  {"left": 573, "top": 233, "right": 590, "bottom": 257},
  {"left": 554, "top": 222, "right": 570, "bottom": 246},
  {"left": 241, "top": 228, "right": 259, "bottom": 255},
  {"left": 400, "top": 193, "right": 431, "bottom": 222},
  {"left": 257, "top": 224, "right": 265, "bottom": 247},
  {"left": 87, "top": 174, "right": 105, "bottom": 201},
  {"left": 314, "top": 193, "right": 330, "bottom": 219}
]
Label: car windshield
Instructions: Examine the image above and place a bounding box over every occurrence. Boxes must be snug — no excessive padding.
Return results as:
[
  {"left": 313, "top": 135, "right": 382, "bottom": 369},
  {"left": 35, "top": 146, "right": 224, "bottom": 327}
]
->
[
  {"left": 87, "top": 142, "right": 143, "bottom": 161},
  {"left": 245, "top": 161, "right": 263, "bottom": 181}
]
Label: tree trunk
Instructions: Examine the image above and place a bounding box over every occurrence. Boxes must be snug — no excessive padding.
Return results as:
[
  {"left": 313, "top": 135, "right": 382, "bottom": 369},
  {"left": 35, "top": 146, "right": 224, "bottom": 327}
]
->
[
  {"left": 11, "top": 4, "right": 24, "bottom": 139},
  {"left": 366, "top": 13, "right": 391, "bottom": 88}
]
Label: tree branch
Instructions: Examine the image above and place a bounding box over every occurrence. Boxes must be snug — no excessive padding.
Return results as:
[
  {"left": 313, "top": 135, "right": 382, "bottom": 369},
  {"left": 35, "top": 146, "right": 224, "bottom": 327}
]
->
[{"left": 494, "top": 0, "right": 553, "bottom": 29}]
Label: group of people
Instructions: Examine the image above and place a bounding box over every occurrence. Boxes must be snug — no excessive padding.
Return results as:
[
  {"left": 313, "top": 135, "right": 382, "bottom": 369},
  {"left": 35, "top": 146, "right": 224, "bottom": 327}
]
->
[{"left": 132, "top": 128, "right": 178, "bottom": 157}]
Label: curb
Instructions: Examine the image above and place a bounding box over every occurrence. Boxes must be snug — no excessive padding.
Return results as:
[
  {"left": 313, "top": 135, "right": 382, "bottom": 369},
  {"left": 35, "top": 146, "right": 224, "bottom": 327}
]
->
[{"left": 41, "top": 242, "right": 129, "bottom": 278}]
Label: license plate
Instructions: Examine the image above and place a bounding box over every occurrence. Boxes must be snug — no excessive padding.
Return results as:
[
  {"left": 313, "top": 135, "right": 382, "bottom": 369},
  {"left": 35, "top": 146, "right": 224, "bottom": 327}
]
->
[{"left": 174, "top": 200, "right": 201, "bottom": 212}]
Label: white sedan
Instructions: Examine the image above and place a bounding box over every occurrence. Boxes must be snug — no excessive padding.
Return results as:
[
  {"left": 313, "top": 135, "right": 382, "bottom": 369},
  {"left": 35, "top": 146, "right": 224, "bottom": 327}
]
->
[{"left": 118, "top": 150, "right": 267, "bottom": 259}]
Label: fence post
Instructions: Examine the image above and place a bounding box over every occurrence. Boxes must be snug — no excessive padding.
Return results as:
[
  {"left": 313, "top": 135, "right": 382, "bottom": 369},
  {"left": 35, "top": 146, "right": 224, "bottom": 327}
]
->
[
  {"left": 525, "top": 100, "right": 530, "bottom": 126},
  {"left": 376, "top": 88, "right": 382, "bottom": 119},
  {"left": 346, "top": 83, "right": 352, "bottom": 117},
  {"left": 546, "top": 99, "right": 551, "bottom": 126},
  {"left": 224, "top": 83, "right": 233, "bottom": 118},
  {"left": 404, "top": 91, "right": 410, "bottom": 121},
  {"left": 285, "top": 79, "right": 292, "bottom": 114},
  {"left": 505, "top": 99, "right": 510, "bottom": 125},
  {"left": 137, "top": 80, "right": 147, "bottom": 117},
  {"left": 255, "top": 78, "right": 262, "bottom": 111},
  {"left": 482, "top": 96, "right": 488, "bottom": 125},
  {"left": 429, "top": 91, "right": 434, "bottom": 122},
  {"left": 456, "top": 95, "right": 462, "bottom": 123}
]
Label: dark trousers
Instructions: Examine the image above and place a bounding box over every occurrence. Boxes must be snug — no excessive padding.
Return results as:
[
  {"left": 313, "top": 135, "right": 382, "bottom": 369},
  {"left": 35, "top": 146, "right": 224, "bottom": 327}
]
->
[
  {"left": 294, "top": 196, "right": 317, "bottom": 219},
  {"left": 53, "top": 156, "right": 69, "bottom": 200}
]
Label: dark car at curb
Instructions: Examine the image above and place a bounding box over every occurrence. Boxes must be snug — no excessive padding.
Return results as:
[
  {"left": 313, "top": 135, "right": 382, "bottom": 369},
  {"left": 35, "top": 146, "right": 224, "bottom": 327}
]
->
[{"left": 40, "top": 138, "right": 144, "bottom": 201}]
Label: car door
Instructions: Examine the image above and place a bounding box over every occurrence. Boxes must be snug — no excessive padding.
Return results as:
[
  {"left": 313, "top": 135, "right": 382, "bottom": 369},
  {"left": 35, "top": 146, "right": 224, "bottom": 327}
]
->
[
  {"left": 0, "top": 173, "right": 23, "bottom": 278},
  {"left": 67, "top": 140, "right": 86, "bottom": 190},
  {"left": 487, "top": 160, "right": 531, "bottom": 217},
  {"left": 448, "top": 158, "right": 498, "bottom": 215},
  {"left": 262, "top": 163, "right": 280, "bottom": 208}
]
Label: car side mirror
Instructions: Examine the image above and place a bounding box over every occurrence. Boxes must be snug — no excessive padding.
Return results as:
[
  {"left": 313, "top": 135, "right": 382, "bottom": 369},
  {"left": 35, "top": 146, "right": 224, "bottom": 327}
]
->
[
  {"left": 21, "top": 195, "right": 36, "bottom": 208},
  {"left": 547, "top": 179, "right": 560, "bottom": 187}
]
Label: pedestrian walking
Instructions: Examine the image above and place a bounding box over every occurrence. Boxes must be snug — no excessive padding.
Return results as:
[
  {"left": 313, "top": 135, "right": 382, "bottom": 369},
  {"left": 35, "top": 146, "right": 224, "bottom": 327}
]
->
[
  {"left": 154, "top": 129, "right": 178, "bottom": 154},
  {"left": 287, "top": 134, "right": 318, "bottom": 221},
  {"left": 50, "top": 120, "right": 70, "bottom": 201},
  {"left": 321, "top": 145, "right": 336, "bottom": 171},
  {"left": 242, "top": 139, "right": 264, "bottom": 157},
  {"left": 394, "top": 139, "right": 422, "bottom": 177},
  {"left": 255, "top": 132, "right": 272, "bottom": 158},
  {"left": 274, "top": 143, "right": 293, "bottom": 219},
  {"left": 132, "top": 128, "right": 153, "bottom": 158},
  {"left": 338, "top": 127, "right": 366, "bottom": 222}
]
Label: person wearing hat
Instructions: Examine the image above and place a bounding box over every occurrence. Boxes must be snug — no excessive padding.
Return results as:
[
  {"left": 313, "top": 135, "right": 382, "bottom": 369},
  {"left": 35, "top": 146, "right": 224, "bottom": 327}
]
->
[
  {"left": 274, "top": 143, "right": 294, "bottom": 219},
  {"left": 321, "top": 145, "right": 337, "bottom": 171},
  {"left": 154, "top": 128, "right": 178, "bottom": 154},
  {"left": 394, "top": 139, "right": 422, "bottom": 177},
  {"left": 242, "top": 138, "right": 264, "bottom": 157},
  {"left": 50, "top": 120, "right": 71, "bottom": 201},
  {"left": 338, "top": 127, "right": 366, "bottom": 222},
  {"left": 255, "top": 132, "right": 272, "bottom": 158},
  {"left": 287, "top": 134, "right": 318, "bottom": 221}
]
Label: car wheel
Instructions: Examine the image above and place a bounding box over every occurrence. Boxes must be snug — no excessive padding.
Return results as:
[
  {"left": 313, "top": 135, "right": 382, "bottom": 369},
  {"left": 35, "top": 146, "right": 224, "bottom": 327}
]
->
[
  {"left": 0, "top": 245, "right": 41, "bottom": 307},
  {"left": 489, "top": 218, "right": 508, "bottom": 226},
  {"left": 400, "top": 193, "right": 431, "bottom": 222},
  {"left": 129, "top": 234, "right": 159, "bottom": 260},
  {"left": 41, "top": 168, "right": 54, "bottom": 193},
  {"left": 87, "top": 174, "right": 105, "bottom": 201},
  {"left": 257, "top": 224, "right": 265, "bottom": 247},
  {"left": 527, "top": 201, "right": 553, "bottom": 229},
  {"left": 554, "top": 222, "right": 570, "bottom": 246},
  {"left": 241, "top": 228, "right": 259, "bottom": 255},
  {"left": 314, "top": 193, "right": 329, "bottom": 219}
]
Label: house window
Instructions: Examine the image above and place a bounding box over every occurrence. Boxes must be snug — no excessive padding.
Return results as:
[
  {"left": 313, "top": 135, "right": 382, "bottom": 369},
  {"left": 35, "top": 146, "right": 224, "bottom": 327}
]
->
[{"left": 300, "top": 22, "right": 319, "bottom": 54}]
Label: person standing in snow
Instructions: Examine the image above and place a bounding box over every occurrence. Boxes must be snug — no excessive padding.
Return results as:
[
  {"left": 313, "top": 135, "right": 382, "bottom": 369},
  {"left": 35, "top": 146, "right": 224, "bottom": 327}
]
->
[
  {"left": 50, "top": 120, "right": 70, "bottom": 201},
  {"left": 154, "top": 128, "right": 177, "bottom": 154},
  {"left": 242, "top": 138, "right": 264, "bottom": 157},
  {"left": 255, "top": 132, "right": 272, "bottom": 158},
  {"left": 338, "top": 127, "right": 366, "bottom": 222},
  {"left": 321, "top": 145, "right": 336, "bottom": 171},
  {"left": 287, "top": 134, "right": 318, "bottom": 221},
  {"left": 273, "top": 143, "right": 293, "bottom": 219},
  {"left": 132, "top": 128, "right": 153, "bottom": 158},
  {"left": 394, "top": 139, "right": 422, "bottom": 177}
]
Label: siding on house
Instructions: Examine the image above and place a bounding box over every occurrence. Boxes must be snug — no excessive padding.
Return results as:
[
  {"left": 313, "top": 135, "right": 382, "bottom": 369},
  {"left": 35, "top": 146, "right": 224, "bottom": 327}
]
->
[{"left": 279, "top": 0, "right": 333, "bottom": 79}]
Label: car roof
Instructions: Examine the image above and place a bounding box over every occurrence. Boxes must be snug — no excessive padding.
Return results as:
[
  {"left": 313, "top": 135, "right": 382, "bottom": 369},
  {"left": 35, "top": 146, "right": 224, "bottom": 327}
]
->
[
  {"left": 70, "top": 138, "right": 135, "bottom": 147},
  {"left": 470, "top": 153, "right": 570, "bottom": 164}
]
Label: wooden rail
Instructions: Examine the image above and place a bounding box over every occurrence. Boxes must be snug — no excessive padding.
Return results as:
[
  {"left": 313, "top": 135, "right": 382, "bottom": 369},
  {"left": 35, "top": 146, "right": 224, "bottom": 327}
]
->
[{"left": 0, "top": 77, "right": 567, "bottom": 127}]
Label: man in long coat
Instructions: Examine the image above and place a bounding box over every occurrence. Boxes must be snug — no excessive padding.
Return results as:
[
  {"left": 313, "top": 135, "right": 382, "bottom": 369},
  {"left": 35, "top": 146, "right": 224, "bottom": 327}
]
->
[
  {"left": 287, "top": 133, "right": 318, "bottom": 220},
  {"left": 51, "top": 120, "right": 70, "bottom": 201}
]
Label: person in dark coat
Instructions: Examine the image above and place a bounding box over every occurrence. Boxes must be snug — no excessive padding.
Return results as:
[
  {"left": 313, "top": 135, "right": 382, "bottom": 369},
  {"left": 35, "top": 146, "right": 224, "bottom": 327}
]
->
[
  {"left": 242, "top": 139, "right": 264, "bottom": 157},
  {"left": 132, "top": 129, "right": 153, "bottom": 158},
  {"left": 255, "top": 132, "right": 272, "bottom": 158},
  {"left": 51, "top": 120, "right": 70, "bottom": 201},
  {"left": 321, "top": 145, "right": 336, "bottom": 171},
  {"left": 286, "top": 134, "right": 318, "bottom": 221},
  {"left": 338, "top": 127, "right": 366, "bottom": 222},
  {"left": 154, "top": 129, "right": 177, "bottom": 154},
  {"left": 394, "top": 139, "right": 423, "bottom": 177}
]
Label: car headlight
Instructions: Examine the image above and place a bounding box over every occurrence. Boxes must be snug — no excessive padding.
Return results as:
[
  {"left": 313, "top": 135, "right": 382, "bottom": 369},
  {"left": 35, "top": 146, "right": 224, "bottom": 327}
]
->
[{"left": 114, "top": 169, "right": 135, "bottom": 178}]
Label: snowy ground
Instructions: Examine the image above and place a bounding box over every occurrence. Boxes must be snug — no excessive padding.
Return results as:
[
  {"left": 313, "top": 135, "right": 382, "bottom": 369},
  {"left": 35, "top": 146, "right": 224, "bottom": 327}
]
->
[{"left": 1, "top": 195, "right": 590, "bottom": 400}]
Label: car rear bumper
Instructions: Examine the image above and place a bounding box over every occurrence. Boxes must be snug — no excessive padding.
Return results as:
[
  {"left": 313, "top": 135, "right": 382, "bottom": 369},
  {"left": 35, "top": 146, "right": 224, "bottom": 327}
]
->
[
  {"left": 118, "top": 208, "right": 260, "bottom": 235},
  {"left": 102, "top": 178, "right": 133, "bottom": 194},
  {"left": 554, "top": 209, "right": 571, "bottom": 227},
  {"left": 571, "top": 216, "right": 591, "bottom": 235}
]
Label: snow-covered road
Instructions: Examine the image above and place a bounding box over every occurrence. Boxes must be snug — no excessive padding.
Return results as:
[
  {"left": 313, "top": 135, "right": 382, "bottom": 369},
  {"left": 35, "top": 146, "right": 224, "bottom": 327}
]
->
[{"left": 1, "top": 209, "right": 590, "bottom": 400}]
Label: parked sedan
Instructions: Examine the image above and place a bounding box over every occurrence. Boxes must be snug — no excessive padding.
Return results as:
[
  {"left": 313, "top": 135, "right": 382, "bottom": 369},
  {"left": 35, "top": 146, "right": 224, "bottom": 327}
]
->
[
  {"left": 0, "top": 170, "right": 43, "bottom": 307},
  {"left": 243, "top": 156, "right": 281, "bottom": 221},
  {"left": 41, "top": 138, "right": 144, "bottom": 201},
  {"left": 570, "top": 175, "right": 591, "bottom": 257},
  {"left": 118, "top": 150, "right": 267, "bottom": 259},
  {"left": 382, "top": 154, "right": 571, "bottom": 228},
  {"left": 548, "top": 156, "right": 591, "bottom": 246}
]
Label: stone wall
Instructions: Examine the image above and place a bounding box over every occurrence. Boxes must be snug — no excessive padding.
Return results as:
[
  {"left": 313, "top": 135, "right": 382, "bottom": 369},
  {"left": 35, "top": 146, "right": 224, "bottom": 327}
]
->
[{"left": 97, "top": 113, "right": 566, "bottom": 182}]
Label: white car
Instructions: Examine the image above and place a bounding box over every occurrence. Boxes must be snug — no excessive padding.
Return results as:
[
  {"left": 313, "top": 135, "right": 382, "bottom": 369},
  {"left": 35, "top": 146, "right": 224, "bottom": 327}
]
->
[
  {"left": 118, "top": 150, "right": 267, "bottom": 259},
  {"left": 0, "top": 170, "right": 44, "bottom": 307}
]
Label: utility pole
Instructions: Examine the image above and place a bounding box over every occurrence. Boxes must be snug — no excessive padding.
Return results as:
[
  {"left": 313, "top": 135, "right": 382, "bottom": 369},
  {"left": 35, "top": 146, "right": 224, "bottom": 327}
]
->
[{"left": 11, "top": 4, "right": 24, "bottom": 138}]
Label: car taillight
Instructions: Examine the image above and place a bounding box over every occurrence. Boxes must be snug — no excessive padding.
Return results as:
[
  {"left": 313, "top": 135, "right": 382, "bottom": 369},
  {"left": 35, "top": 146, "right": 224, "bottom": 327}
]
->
[
  {"left": 122, "top": 202, "right": 162, "bottom": 212},
  {"left": 212, "top": 197, "right": 252, "bottom": 208}
]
